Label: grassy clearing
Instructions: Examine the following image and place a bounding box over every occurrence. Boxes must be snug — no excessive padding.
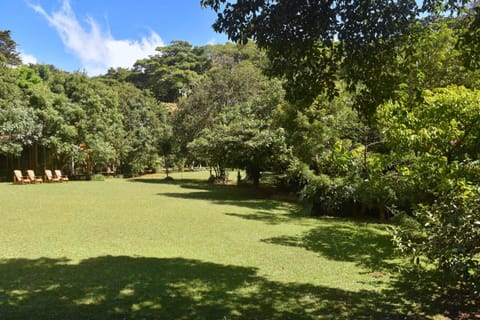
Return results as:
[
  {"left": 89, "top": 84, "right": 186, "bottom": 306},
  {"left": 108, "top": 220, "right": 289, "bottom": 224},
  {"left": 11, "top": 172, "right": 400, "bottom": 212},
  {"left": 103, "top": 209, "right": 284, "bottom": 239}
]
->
[{"left": 0, "top": 171, "right": 445, "bottom": 319}]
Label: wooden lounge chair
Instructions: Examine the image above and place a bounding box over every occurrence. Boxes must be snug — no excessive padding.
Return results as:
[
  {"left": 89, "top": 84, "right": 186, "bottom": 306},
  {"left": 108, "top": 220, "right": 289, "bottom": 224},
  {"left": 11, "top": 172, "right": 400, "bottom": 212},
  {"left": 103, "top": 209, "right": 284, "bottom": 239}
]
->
[
  {"left": 45, "top": 169, "right": 61, "bottom": 183},
  {"left": 13, "top": 170, "right": 31, "bottom": 184},
  {"left": 27, "top": 170, "right": 43, "bottom": 183},
  {"left": 54, "top": 169, "right": 69, "bottom": 182}
]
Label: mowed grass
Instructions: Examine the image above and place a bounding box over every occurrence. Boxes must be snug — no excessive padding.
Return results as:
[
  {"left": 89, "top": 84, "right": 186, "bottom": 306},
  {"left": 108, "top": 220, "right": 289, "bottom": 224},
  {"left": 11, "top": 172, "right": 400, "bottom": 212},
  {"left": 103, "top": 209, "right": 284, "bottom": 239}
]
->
[{"left": 0, "top": 171, "right": 430, "bottom": 319}]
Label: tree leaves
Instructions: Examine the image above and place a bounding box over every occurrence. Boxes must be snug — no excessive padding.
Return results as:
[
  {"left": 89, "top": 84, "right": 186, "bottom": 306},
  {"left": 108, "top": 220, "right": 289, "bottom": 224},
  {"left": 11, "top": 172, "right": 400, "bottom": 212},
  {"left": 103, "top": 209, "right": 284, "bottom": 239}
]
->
[
  {"left": 202, "top": 0, "right": 475, "bottom": 117},
  {"left": 0, "top": 30, "right": 21, "bottom": 66}
]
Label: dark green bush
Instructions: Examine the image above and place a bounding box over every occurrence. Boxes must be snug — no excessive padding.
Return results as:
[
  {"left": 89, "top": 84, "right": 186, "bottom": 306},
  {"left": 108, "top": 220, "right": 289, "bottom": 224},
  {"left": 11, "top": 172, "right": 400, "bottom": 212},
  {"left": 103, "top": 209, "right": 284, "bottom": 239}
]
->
[{"left": 395, "top": 180, "right": 480, "bottom": 292}]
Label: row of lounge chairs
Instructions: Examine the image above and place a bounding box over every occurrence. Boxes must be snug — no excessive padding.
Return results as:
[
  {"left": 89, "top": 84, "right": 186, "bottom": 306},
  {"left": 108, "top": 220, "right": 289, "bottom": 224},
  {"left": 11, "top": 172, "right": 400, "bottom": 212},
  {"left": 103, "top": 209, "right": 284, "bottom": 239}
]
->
[{"left": 13, "top": 169, "right": 69, "bottom": 184}]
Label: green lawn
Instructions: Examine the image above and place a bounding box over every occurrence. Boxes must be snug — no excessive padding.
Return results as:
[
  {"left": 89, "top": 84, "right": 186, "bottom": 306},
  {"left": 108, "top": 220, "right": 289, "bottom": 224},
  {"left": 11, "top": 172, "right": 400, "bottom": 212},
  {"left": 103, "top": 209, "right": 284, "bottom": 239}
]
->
[{"left": 0, "top": 171, "right": 443, "bottom": 319}]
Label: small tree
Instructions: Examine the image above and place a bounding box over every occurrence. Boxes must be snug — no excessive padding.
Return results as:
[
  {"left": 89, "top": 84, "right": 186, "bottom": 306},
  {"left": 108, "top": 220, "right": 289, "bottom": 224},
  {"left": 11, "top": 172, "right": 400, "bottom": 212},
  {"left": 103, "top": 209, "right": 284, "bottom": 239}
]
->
[{"left": 189, "top": 103, "right": 289, "bottom": 186}]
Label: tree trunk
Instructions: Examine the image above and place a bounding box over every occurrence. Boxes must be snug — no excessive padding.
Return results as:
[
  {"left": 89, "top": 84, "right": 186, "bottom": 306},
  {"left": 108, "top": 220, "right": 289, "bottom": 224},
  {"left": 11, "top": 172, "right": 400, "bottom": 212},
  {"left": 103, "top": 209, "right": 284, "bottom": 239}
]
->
[
  {"left": 379, "top": 203, "right": 385, "bottom": 222},
  {"left": 165, "top": 157, "right": 170, "bottom": 177},
  {"left": 220, "top": 167, "right": 226, "bottom": 182},
  {"left": 250, "top": 168, "right": 261, "bottom": 187}
]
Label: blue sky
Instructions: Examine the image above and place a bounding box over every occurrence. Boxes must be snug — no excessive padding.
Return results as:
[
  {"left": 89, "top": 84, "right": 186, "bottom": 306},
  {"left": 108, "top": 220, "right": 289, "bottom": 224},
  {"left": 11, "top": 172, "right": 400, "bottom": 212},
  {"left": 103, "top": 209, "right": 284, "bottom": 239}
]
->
[{"left": 0, "top": 0, "right": 228, "bottom": 75}]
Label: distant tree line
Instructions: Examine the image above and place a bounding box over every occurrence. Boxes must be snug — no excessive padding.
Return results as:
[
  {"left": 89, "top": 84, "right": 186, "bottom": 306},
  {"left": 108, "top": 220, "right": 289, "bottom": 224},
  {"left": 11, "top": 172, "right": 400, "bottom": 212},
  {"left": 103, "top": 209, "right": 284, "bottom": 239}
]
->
[{"left": 0, "top": 31, "right": 166, "bottom": 177}]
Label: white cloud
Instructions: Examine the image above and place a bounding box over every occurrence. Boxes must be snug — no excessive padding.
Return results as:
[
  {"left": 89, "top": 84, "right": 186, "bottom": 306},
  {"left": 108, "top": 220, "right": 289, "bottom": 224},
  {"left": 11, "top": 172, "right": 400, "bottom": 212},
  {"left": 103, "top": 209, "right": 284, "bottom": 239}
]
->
[
  {"left": 206, "top": 38, "right": 217, "bottom": 45},
  {"left": 19, "top": 51, "right": 38, "bottom": 65},
  {"left": 29, "top": 0, "right": 164, "bottom": 75}
]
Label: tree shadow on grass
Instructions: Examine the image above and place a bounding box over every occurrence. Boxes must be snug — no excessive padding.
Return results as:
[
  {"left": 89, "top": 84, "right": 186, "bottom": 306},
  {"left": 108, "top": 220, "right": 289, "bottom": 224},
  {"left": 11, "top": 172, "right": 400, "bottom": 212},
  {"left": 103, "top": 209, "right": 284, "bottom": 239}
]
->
[
  {"left": 130, "top": 178, "right": 206, "bottom": 187},
  {"left": 223, "top": 210, "right": 305, "bottom": 225},
  {"left": 132, "top": 177, "right": 310, "bottom": 224},
  {"left": 161, "top": 189, "right": 292, "bottom": 213},
  {"left": 260, "top": 223, "right": 480, "bottom": 319},
  {"left": 262, "top": 222, "right": 396, "bottom": 271},
  {"left": 158, "top": 189, "right": 303, "bottom": 220},
  {"left": 392, "top": 267, "right": 480, "bottom": 319},
  {"left": 0, "top": 255, "right": 441, "bottom": 320}
]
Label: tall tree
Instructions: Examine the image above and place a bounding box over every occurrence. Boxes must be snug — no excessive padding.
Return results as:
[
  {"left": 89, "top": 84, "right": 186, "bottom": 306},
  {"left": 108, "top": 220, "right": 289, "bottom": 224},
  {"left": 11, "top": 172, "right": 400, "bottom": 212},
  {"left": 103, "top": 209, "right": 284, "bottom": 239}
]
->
[
  {"left": 110, "top": 80, "right": 167, "bottom": 176},
  {"left": 174, "top": 57, "right": 273, "bottom": 157},
  {"left": 129, "top": 41, "right": 210, "bottom": 102},
  {"left": 175, "top": 43, "right": 287, "bottom": 183}
]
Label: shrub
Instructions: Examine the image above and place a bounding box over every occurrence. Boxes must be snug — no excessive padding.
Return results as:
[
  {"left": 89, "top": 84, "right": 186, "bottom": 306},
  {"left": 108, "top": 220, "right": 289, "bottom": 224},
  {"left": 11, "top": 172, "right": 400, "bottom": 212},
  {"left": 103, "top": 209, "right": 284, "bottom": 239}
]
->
[
  {"left": 394, "top": 180, "right": 480, "bottom": 292},
  {"left": 91, "top": 174, "right": 105, "bottom": 181}
]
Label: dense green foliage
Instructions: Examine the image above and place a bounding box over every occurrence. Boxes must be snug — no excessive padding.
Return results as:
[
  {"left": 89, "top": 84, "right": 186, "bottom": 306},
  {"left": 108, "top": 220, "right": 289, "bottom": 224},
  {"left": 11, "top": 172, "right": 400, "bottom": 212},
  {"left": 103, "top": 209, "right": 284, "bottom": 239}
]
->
[
  {"left": 2, "top": 1, "right": 480, "bottom": 312},
  {"left": 458, "top": 6, "right": 480, "bottom": 70},
  {"left": 0, "top": 61, "right": 167, "bottom": 176},
  {"left": 179, "top": 52, "right": 288, "bottom": 184},
  {"left": 201, "top": 0, "right": 480, "bottom": 304},
  {"left": 382, "top": 86, "right": 480, "bottom": 292},
  {"left": 202, "top": 0, "right": 480, "bottom": 117},
  {"left": 126, "top": 41, "right": 210, "bottom": 102}
]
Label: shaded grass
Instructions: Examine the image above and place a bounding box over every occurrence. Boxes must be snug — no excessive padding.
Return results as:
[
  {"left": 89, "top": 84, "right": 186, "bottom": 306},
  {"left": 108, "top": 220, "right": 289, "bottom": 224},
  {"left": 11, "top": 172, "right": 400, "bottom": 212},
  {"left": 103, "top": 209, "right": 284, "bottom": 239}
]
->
[
  {"left": 261, "top": 222, "right": 396, "bottom": 270},
  {"left": 0, "top": 171, "right": 468, "bottom": 319},
  {"left": 0, "top": 256, "right": 420, "bottom": 320},
  {"left": 0, "top": 255, "right": 441, "bottom": 320}
]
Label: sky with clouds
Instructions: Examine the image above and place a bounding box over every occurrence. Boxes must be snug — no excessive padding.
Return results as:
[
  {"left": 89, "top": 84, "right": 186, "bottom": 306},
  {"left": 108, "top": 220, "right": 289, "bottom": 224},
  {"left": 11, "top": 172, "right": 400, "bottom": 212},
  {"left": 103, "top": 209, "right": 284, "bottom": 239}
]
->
[{"left": 0, "top": 0, "right": 228, "bottom": 75}]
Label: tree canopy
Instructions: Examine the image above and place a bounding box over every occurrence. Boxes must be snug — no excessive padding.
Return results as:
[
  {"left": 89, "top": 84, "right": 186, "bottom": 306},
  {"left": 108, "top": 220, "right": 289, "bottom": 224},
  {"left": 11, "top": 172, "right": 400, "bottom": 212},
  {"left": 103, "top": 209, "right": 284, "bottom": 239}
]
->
[
  {"left": 201, "top": 0, "right": 478, "bottom": 117},
  {"left": 127, "top": 41, "right": 210, "bottom": 102},
  {"left": 0, "top": 45, "right": 168, "bottom": 177}
]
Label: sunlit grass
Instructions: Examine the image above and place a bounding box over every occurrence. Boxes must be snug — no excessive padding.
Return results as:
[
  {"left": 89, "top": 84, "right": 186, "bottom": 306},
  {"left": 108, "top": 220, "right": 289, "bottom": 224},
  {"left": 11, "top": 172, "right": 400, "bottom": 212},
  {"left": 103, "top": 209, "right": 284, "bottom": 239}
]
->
[{"left": 0, "top": 171, "right": 422, "bottom": 319}]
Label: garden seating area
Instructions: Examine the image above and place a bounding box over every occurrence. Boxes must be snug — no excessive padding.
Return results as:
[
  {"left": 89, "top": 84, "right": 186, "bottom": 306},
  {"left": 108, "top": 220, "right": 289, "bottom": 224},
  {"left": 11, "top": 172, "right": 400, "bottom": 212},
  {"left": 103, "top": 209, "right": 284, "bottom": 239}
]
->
[
  {"left": 13, "top": 170, "right": 30, "bottom": 184},
  {"left": 13, "top": 169, "right": 69, "bottom": 184}
]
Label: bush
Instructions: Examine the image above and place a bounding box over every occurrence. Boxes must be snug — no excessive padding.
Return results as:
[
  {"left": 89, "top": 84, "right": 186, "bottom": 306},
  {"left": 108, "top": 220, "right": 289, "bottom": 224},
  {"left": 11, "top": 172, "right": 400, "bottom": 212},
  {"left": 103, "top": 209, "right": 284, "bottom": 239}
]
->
[
  {"left": 283, "top": 157, "right": 361, "bottom": 217},
  {"left": 91, "top": 174, "right": 105, "bottom": 181},
  {"left": 303, "top": 174, "right": 351, "bottom": 216},
  {"left": 395, "top": 180, "right": 480, "bottom": 292}
]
